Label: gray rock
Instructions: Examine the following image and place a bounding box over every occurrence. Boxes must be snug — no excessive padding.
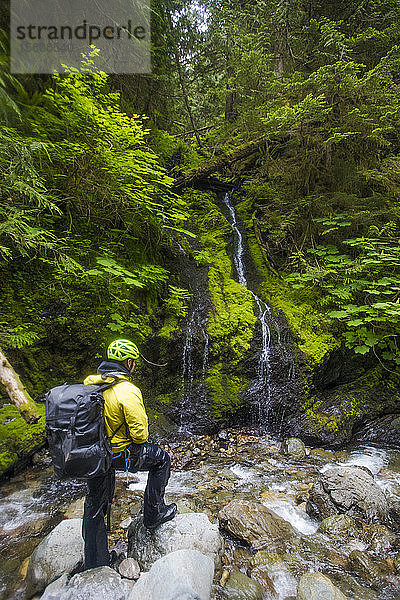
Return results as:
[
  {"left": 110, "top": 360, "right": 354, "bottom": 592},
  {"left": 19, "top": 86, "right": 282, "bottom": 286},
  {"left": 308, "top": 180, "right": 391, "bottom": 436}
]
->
[
  {"left": 26, "top": 519, "right": 84, "bottom": 596},
  {"left": 120, "top": 517, "right": 133, "bottom": 529},
  {"left": 297, "top": 573, "right": 347, "bottom": 600},
  {"left": 118, "top": 558, "right": 140, "bottom": 580},
  {"left": 51, "top": 567, "right": 133, "bottom": 600},
  {"left": 40, "top": 574, "right": 69, "bottom": 600},
  {"left": 127, "top": 512, "right": 223, "bottom": 571},
  {"left": 222, "top": 570, "right": 264, "bottom": 600},
  {"left": 281, "top": 438, "right": 306, "bottom": 460},
  {"left": 128, "top": 549, "right": 214, "bottom": 600},
  {"left": 218, "top": 499, "right": 297, "bottom": 550},
  {"left": 306, "top": 466, "right": 388, "bottom": 523}
]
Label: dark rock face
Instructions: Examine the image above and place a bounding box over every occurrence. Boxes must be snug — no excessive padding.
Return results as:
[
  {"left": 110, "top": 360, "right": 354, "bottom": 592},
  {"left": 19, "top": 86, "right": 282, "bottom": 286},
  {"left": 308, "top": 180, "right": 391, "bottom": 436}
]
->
[
  {"left": 353, "top": 414, "right": 400, "bottom": 448},
  {"left": 306, "top": 466, "right": 389, "bottom": 523}
]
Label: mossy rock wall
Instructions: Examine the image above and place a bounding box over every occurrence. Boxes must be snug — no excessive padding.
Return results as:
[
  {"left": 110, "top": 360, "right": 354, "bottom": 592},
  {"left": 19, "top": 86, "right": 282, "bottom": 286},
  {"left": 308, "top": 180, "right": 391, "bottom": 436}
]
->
[{"left": 0, "top": 402, "right": 46, "bottom": 478}]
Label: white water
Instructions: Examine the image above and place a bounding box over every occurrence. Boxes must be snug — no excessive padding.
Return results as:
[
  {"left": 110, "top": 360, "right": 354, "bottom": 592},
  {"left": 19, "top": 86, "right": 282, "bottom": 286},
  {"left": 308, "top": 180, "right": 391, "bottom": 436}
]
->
[
  {"left": 0, "top": 488, "right": 45, "bottom": 532},
  {"left": 320, "top": 445, "right": 388, "bottom": 475},
  {"left": 262, "top": 498, "right": 319, "bottom": 535}
]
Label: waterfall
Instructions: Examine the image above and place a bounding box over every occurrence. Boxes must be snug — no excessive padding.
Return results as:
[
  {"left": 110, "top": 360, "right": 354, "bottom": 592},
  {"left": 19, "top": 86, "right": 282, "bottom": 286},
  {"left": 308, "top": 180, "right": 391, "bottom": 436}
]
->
[
  {"left": 222, "top": 192, "right": 274, "bottom": 426},
  {"left": 179, "top": 305, "right": 210, "bottom": 434},
  {"left": 179, "top": 314, "right": 195, "bottom": 433}
]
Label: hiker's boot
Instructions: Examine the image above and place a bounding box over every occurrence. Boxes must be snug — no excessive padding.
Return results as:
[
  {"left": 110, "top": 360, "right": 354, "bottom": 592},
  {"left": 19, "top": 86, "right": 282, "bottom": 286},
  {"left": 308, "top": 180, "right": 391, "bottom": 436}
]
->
[{"left": 144, "top": 503, "right": 177, "bottom": 530}]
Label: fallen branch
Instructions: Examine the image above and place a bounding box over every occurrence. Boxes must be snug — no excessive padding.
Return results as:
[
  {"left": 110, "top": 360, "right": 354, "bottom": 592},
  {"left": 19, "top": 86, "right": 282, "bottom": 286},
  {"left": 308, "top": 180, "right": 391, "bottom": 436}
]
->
[
  {"left": 173, "top": 137, "right": 268, "bottom": 189},
  {"left": 0, "top": 347, "right": 41, "bottom": 423}
]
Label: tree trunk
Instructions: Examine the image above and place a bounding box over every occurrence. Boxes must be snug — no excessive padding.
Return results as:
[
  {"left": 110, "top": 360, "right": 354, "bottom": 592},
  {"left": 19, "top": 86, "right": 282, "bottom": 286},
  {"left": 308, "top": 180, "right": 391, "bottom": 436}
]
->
[
  {"left": 0, "top": 347, "right": 41, "bottom": 423},
  {"left": 173, "top": 137, "right": 268, "bottom": 189}
]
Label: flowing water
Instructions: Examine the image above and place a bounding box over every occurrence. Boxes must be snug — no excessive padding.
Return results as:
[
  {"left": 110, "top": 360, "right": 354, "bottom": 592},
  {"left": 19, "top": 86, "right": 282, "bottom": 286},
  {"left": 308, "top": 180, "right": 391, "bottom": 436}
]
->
[
  {"left": 0, "top": 459, "right": 85, "bottom": 600},
  {"left": 178, "top": 304, "right": 211, "bottom": 434},
  {"left": 2, "top": 438, "right": 400, "bottom": 600},
  {"left": 222, "top": 192, "right": 277, "bottom": 428}
]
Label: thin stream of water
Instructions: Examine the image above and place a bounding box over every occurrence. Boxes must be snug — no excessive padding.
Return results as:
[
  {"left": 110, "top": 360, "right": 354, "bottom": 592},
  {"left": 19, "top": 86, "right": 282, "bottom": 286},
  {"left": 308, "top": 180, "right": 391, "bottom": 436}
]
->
[{"left": 222, "top": 192, "right": 274, "bottom": 424}]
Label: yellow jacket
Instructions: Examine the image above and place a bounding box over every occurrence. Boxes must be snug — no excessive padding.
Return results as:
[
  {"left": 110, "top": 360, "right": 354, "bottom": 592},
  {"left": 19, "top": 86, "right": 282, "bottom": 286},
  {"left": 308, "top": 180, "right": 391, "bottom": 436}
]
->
[{"left": 83, "top": 373, "right": 148, "bottom": 452}]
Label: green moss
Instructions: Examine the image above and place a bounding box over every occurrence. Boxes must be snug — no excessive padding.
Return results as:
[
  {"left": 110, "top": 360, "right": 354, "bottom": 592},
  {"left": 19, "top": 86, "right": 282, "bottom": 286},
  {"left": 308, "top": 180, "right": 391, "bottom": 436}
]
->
[
  {"left": 208, "top": 265, "right": 256, "bottom": 360},
  {"left": 300, "top": 366, "right": 400, "bottom": 438},
  {"left": 237, "top": 199, "right": 338, "bottom": 364},
  {"left": 0, "top": 403, "right": 46, "bottom": 476},
  {"left": 206, "top": 363, "right": 249, "bottom": 418},
  {"left": 158, "top": 315, "right": 181, "bottom": 340}
]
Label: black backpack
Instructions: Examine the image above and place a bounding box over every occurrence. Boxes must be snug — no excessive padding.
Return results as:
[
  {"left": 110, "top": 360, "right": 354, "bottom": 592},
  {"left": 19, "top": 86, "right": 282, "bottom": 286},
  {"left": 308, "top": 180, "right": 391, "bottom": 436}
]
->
[{"left": 45, "top": 378, "right": 122, "bottom": 479}]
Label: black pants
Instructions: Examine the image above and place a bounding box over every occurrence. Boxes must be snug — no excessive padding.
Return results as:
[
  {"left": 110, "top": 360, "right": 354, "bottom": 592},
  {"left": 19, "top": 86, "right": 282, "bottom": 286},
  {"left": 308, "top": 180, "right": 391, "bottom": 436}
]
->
[{"left": 82, "top": 441, "right": 171, "bottom": 569}]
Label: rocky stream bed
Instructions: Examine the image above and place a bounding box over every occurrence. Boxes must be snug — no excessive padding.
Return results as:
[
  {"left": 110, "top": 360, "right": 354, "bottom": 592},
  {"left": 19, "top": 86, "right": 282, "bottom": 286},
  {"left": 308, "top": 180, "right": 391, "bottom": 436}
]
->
[{"left": 1, "top": 431, "right": 400, "bottom": 600}]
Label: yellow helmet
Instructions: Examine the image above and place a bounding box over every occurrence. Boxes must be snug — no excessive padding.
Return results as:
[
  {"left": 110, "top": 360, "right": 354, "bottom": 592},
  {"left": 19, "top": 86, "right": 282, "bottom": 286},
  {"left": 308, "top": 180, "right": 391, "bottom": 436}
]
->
[{"left": 107, "top": 339, "right": 139, "bottom": 361}]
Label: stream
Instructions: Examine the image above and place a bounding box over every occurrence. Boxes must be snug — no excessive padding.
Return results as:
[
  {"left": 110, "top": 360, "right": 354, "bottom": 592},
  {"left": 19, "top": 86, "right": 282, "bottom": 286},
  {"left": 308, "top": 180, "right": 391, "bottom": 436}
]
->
[{"left": 1, "top": 434, "right": 400, "bottom": 599}]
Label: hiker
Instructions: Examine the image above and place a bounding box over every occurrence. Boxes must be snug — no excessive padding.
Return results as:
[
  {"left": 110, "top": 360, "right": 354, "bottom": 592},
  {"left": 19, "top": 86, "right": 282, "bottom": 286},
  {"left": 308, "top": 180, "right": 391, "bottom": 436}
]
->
[{"left": 82, "top": 339, "right": 177, "bottom": 569}]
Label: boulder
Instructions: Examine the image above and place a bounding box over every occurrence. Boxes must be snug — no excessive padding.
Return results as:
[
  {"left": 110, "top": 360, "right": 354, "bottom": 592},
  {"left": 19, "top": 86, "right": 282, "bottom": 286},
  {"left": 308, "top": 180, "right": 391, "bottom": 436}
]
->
[
  {"left": 348, "top": 550, "right": 396, "bottom": 587},
  {"left": 127, "top": 512, "right": 223, "bottom": 571},
  {"left": 40, "top": 566, "right": 133, "bottom": 600},
  {"left": 218, "top": 499, "right": 297, "bottom": 550},
  {"left": 306, "top": 466, "right": 388, "bottom": 523},
  {"left": 127, "top": 549, "right": 214, "bottom": 600},
  {"left": 281, "top": 438, "right": 306, "bottom": 460},
  {"left": 318, "top": 515, "right": 360, "bottom": 541},
  {"left": 221, "top": 569, "right": 264, "bottom": 600},
  {"left": 297, "top": 573, "right": 347, "bottom": 600},
  {"left": 40, "top": 574, "right": 69, "bottom": 600},
  {"left": 26, "top": 519, "right": 84, "bottom": 596}
]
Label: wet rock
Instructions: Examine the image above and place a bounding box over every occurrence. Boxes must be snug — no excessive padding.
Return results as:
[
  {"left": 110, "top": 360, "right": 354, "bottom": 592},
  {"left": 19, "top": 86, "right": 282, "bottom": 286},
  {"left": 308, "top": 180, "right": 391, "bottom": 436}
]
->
[
  {"left": 249, "top": 552, "right": 299, "bottom": 598},
  {"left": 26, "top": 519, "right": 84, "bottom": 596},
  {"left": 218, "top": 499, "right": 297, "bottom": 550},
  {"left": 297, "top": 573, "right": 347, "bottom": 600},
  {"left": 127, "top": 512, "right": 223, "bottom": 570},
  {"left": 348, "top": 550, "right": 394, "bottom": 587},
  {"left": 222, "top": 569, "right": 264, "bottom": 600},
  {"left": 40, "top": 566, "right": 133, "bottom": 600},
  {"left": 247, "top": 565, "right": 277, "bottom": 596},
  {"left": 127, "top": 549, "right": 213, "bottom": 600},
  {"left": 118, "top": 558, "right": 140, "bottom": 580},
  {"left": 363, "top": 523, "right": 399, "bottom": 554},
  {"left": 222, "top": 546, "right": 253, "bottom": 571},
  {"left": 387, "top": 500, "right": 400, "bottom": 532},
  {"left": 318, "top": 515, "right": 360, "bottom": 540},
  {"left": 306, "top": 466, "right": 388, "bottom": 523},
  {"left": 353, "top": 414, "right": 400, "bottom": 447},
  {"left": 281, "top": 438, "right": 306, "bottom": 460}
]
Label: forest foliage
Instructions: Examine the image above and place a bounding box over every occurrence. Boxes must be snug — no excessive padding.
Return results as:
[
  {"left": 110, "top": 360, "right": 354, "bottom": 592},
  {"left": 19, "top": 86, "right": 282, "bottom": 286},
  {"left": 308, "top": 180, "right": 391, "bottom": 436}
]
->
[{"left": 0, "top": 0, "right": 400, "bottom": 398}]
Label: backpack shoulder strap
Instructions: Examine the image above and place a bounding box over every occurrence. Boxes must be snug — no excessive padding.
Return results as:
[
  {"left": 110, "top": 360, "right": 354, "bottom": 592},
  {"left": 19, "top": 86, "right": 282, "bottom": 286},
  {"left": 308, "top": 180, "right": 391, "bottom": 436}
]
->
[{"left": 96, "top": 375, "right": 127, "bottom": 442}]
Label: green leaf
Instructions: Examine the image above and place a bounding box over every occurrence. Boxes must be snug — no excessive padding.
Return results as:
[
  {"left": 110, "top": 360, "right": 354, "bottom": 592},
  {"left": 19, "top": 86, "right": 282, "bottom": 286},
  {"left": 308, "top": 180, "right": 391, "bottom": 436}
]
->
[{"left": 354, "top": 345, "right": 370, "bottom": 354}]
